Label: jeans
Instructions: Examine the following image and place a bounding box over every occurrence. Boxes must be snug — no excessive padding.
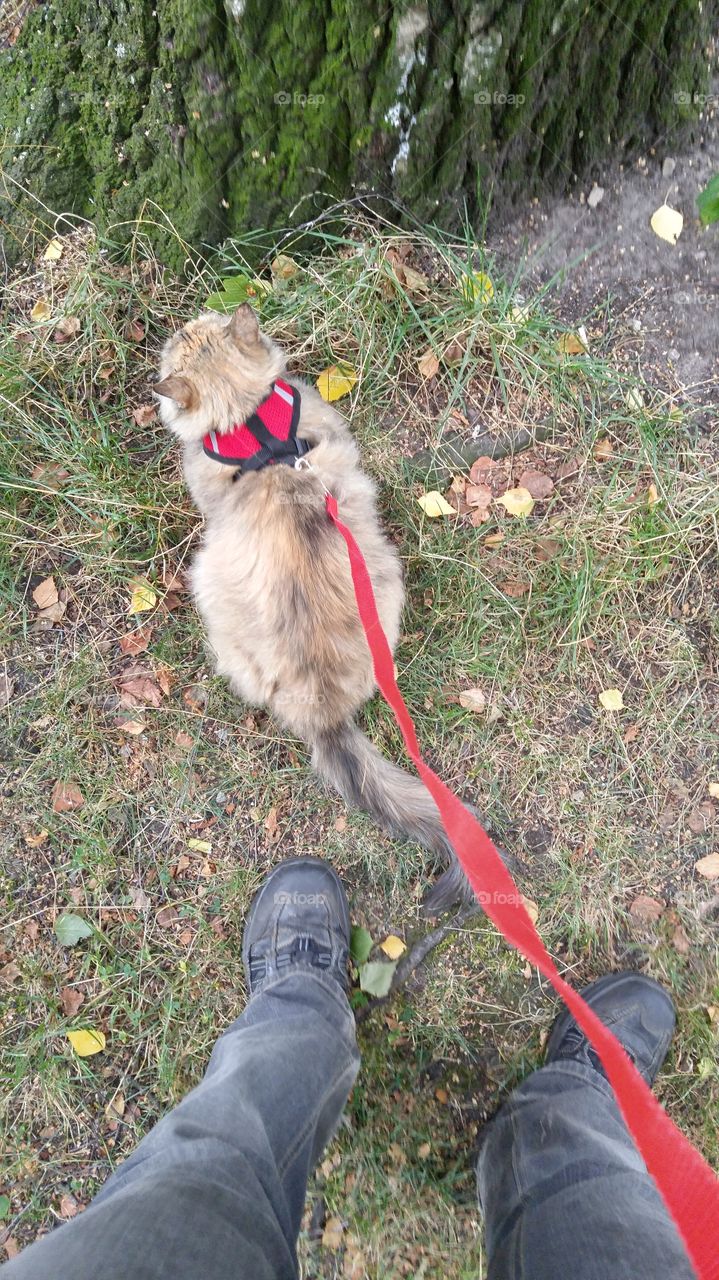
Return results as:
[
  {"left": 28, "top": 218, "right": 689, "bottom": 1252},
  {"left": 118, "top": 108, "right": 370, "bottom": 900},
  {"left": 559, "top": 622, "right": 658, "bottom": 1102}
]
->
[{"left": 2, "top": 972, "right": 695, "bottom": 1279}]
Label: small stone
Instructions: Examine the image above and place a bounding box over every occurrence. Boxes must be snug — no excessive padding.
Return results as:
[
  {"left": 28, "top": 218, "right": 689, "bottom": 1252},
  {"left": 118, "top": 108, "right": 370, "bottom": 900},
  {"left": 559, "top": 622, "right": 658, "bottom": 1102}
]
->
[
  {"left": 587, "top": 184, "right": 604, "bottom": 209},
  {"left": 662, "top": 157, "right": 676, "bottom": 178}
]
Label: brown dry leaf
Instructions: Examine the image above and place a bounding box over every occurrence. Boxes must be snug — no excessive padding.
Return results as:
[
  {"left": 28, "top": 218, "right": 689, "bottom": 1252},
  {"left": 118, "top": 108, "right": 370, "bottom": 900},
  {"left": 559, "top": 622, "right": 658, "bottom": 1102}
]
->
[
  {"left": 417, "top": 348, "right": 440, "bottom": 379},
  {"left": 623, "top": 723, "right": 640, "bottom": 745},
  {"left": 629, "top": 894, "right": 664, "bottom": 923},
  {"left": 58, "top": 1192, "right": 78, "bottom": 1219},
  {"left": 518, "top": 469, "right": 554, "bottom": 500},
  {"left": 264, "top": 807, "right": 280, "bottom": 842},
  {"left": 521, "top": 897, "right": 540, "bottom": 925},
  {"left": 469, "top": 456, "right": 495, "bottom": 485},
  {"left": 442, "top": 337, "right": 465, "bottom": 365},
  {"left": 32, "top": 462, "right": 71, "bottom": 491},
  {"left": 695, "top": 853, "right": 719, "bottom": 880},
  {"left": 25, "top": 829, "right": 49, "bottom": 848},
  {"left": 0, "top": 672, "right": 13, "bottom": 709},
  {"left": 96, "top": 364, "right": 115, "bottom": 382},
  {"left": 59, "top": 986, "right": 85, "bottom": 1018},
  {"left": 322, "top": 1216, "right": 345, "bottom": 1251},
  {"left": 556, "top": 454, "right": 583, "bottom": 481},
  {"left": 124, "top": 318, "right": 146, "bottom": 343},
  {"left": 119, "top": 626, "right": 153, "bottom": 656},
  {"left": 24, "top": 920, "right": 40, "bottom": 941},
  {"left": 174, "top": 730, "right": 194, "bottom": 749},
  {"left": 129, "top": 886, "right": 150, "bottom": 911},
  {"left": 500, "top": 579, "right": 530, "bottom": 598},
  {"left": 53, "top": 315, "right": 81, "bottom": 344},
  {"left": 593, "top": 438, "right": 614, "bottom": 462},
  {"left": 435, "top": 1087, "right": 448, "bottom": 1104},
  {"left": 483, "top": 531, "right": 505, "bottom": 548},
  {"left": 334, "top": 815, "right": 348, "bottom": 833},
  {"left": 105, "top": 1093, "right": 126, "bottom": 1123},
  {"left": 465, "top": 482, "right": 493, "bottom": 517},
  {"left": 156, "top": 905, "right": 180, "bottom": 928},
  {"left": 0, "top": 961, "right": 21, "bottom": 986},
  {"left": 534, "top": 537, "right": 561, "bottom": 561},
  {"left": 32, "top": 576, "right": 58, "bottom": 609},
  {"left": 647, "top": 482, "right": 660, "bottom": 506},
  {"left": 210, "top": 916, "right": 227, "bottom": 940},
  {"left": 132, "top": 403, "right": 157, "bottom": 427},
  {"left": 52, "top": 781, "right": 85, "bottom": 813},
  {"left": 417, "top": 1141, "right": 431, "bottom": 1159},
  {"left": 686, "top": 802, "right": 715, "bottom": 834},
  {"left": 183, "top": 684, "right": 208, "bottom": 713},
  {"left": 118, "top": 676, "right": 163, "bottom": 709},
  {"left": 178, "top": 928, "right": 194, "bottom": 945},
  {"left": 117, "top": 718, "right": 146, "bottom": 736},
  {"left": 173, "top": 854, "right": 191, "bottom": 876},
  {"left": 708, "top": 783, "right": 719, "bottom": 799},
  {"left": 36, "top": 600, "right": 67, "bottom": 628},
  {"left": 459, "top": 687, "right": 487, "bottom": 713},
  {"left": 671, "top": 923, "right": 691, "bottom": 955}
]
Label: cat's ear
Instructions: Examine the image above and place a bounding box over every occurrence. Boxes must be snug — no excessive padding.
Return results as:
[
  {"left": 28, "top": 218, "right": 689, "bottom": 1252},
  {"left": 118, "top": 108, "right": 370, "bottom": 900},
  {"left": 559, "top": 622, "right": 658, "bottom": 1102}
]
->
[
  {"left": 228, "top": 303, "right": 260, "bottom": 348},
  {"left": 153, "top": 375, "right": 198, "bottom": 411}
]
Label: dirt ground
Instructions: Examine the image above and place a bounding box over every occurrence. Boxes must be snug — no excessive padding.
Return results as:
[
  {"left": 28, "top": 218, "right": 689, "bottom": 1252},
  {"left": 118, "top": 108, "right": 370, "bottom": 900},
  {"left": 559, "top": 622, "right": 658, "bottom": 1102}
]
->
[{"left": 491, "top": 107, "right": 719, "bottom": 409}]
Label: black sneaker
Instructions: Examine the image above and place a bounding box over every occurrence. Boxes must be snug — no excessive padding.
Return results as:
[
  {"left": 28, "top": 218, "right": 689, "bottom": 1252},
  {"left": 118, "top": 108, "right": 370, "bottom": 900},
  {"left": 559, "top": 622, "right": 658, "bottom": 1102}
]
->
[
  {"left": 545, "top": 972, "right": 676, "bottom": 1085},
  {"left": 242, "top": 857, "right": 351, "bottom": 996}
]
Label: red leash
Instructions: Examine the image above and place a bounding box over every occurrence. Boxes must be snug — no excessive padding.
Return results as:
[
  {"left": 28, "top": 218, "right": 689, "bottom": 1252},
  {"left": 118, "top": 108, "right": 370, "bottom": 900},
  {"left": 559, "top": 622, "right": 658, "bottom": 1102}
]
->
[{"left": 326, "top": 492, "right": 719, "bottom": 1280}]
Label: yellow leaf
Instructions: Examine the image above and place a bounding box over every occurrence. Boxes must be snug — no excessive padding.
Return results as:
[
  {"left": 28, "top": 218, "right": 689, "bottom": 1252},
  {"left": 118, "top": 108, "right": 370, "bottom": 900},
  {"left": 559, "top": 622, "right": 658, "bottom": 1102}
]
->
[
  {"left": 626, "top": 387, "right": 645, "bottom": 412},
  {"left": 695, "top": 853, "right": 719, "bottom": 880},
  {"left": 463, "top": 271, "right": 494, "bottom": 303},
  {"left": 521, "top": 896, "right": 540, "bottom": 925},
  {"left": 650, "top": 203, "right": 683, "bottom": 245},
  {"left": 495, "top": 486, "right": 534, "bottom": 517},
  {"left": 483, "top": 531, "right": 505, "bottom": 547},
  {"left": 599, "top": 688, "right": 624, "bottom": 711},
  {"left": 187, "top": 838, "right": 212, "bottom": 854},
  {"left": 43, "top": 238, "right": 64, "bottom": 262},
  {"left": 30, "top": 298, "right": 52, "bottom": 322},
  {"left": 459, "top": 687, "right": 487, "bottom": 712},
  {"left": 417, "top": 490, "right": 455, "bottom": 518},
  {"left": 128, "top": 580, "right": 157, "bottom": 614},
  {"left": 417, "top": 347, "right": 440, "bottom": 379},
  {"left": 558, "top": 331, "right": 588, "bottom": 355},
  {"left": 647, "top": 483, "right": 660, "bottom": 506},
  {"left": 708, "top": 783, "right": 719, "bottom": 799},
  {"left": 67, "top": 1028, "right": 106, "bottom": 1057},
  {"left": 509, "top": 303, "right": 531, "bottom": 324},
  {"left": 380, "top": 934, "right": 406, "bottom": 960},
  {"left": 316, "top": 363, "right": 358, "bottom": 402},
  {"left": 271, "top": 254, "right": 299, "bottom": 280}
]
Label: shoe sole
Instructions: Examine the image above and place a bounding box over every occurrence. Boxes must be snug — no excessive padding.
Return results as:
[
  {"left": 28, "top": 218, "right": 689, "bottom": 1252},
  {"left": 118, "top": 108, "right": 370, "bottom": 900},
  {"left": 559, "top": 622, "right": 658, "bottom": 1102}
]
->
[
  {"left": 241, "top": 856, "right": 351, "bottom": 981},
  {"left": 545, "top": 971, "right": 676, "bottom": 1078}
]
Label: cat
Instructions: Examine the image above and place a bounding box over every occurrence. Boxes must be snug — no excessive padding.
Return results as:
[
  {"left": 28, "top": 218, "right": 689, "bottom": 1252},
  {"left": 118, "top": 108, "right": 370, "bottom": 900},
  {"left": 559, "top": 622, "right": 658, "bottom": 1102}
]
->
[{"left": 154, "top": 303, "right": 472, "bottom": 914}]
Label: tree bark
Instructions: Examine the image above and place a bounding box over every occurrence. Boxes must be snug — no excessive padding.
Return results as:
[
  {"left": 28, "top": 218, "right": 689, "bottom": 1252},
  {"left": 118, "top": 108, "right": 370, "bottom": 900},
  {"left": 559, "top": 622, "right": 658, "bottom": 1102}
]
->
[{"left": 0, "top": 0, "right": 712, "bottom": 267}]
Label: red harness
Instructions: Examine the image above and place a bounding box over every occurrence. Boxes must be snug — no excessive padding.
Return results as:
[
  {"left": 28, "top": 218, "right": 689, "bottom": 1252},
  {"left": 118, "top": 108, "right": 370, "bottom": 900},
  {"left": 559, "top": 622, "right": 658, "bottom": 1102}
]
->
[{"left": 202, "top": 378, "right": 309, "bottom": 473}]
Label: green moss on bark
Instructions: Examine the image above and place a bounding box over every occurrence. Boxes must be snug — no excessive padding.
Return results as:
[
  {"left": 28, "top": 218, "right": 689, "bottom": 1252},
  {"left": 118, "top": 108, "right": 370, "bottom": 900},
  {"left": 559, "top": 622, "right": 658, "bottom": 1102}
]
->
[{"left": 0, "top": 0, "right": 713, "bottom": 267}]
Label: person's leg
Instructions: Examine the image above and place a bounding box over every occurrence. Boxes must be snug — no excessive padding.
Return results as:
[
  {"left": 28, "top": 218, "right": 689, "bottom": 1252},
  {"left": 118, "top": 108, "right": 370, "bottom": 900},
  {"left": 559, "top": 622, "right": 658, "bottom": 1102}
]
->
[
  {"left": 3, "top": 858, "right": 359, "bottom": 1280},
  {"left": 477, "top": 973, "right": 696, "bottom": 1280}
]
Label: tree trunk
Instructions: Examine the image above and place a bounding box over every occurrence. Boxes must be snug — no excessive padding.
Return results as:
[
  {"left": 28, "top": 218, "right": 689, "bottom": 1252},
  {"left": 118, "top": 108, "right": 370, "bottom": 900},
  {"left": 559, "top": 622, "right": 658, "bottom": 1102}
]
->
[{"left": 0, "top": 0, "right": 712, "bottom": 267}]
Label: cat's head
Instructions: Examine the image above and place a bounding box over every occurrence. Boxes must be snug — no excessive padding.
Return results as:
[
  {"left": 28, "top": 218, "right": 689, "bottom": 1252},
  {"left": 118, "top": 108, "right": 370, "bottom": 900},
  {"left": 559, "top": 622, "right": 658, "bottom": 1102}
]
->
[{"left": 153, "top": 305, "right": 286, "bottom": 440}]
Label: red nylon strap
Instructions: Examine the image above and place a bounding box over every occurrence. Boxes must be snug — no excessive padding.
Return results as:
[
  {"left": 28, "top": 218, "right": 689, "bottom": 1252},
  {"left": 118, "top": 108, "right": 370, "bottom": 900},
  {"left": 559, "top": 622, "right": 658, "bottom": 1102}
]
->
[{"left": 326, "top": 492, "right": 719, "bottom": 1280}]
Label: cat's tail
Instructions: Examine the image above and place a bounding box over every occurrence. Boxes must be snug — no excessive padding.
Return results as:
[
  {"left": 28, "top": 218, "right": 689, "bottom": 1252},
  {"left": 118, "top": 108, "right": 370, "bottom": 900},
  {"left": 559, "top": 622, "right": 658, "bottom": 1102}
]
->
[{"left": 311, "top": 720, "right": 475, "bottom": 915}]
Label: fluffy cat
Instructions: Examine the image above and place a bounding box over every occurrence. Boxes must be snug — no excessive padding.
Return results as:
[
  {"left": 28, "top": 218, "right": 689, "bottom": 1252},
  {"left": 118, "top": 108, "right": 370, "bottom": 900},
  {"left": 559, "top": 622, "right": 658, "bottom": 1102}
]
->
[{"left": 154, "top": 303, "right": 471, "bottom": 913}]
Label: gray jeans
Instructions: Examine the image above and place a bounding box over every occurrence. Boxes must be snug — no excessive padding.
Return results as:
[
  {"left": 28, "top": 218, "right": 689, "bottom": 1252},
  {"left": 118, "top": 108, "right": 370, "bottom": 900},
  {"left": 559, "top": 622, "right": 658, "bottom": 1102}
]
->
[{"left": 2, "top": 973, "right": 695, "bottom": 1279}]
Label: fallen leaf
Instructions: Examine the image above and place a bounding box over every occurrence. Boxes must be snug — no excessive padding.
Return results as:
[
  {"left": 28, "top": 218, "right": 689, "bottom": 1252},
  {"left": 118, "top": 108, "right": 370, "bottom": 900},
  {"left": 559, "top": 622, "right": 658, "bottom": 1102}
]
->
[
  {"left": 626, "top": 387, "right": 645, "bottom": 412},
  {"left": 418, "top": 490, "right": 455, "bottom": 518},
  {"left": 316, "top": 363, "right": 357, "bottom": 402},
  {"left": 0, "top": 961, "right": 21, "bottom": 986},
  {"left": 129, "top": 886, "right": 150, "bottom": 911},
  {"left": 417, "top": 348, "right": 440, "bottom": 379},
  {"left": 156, "top": 906, "right": 180, "bottom": 928},
  {"left": 174, "top": 730, "right": 194, "bottom": 748},
  {"left": 0, "top": 673, "right": 13, "bottom": 709},
  {"left": 593, "top": 438, "right": 614, "bottom": 461},
  {"left": 119, "top": 626, "right": 153, "bottom": 656},
  {"left": 132, "top": 403, "right": 157, "bottom": 427},
  {"left": 210, "top": 916, "right": 227, "bottom": 940},
  {"left": 417, "top": 1141, "right": 431, "bottom": 1158},
  {"left": 465, "top": 482, "right": 493, "bottom": 518},
  {"left": 59, "top": 987, "right": 85, "bottom": 1017},
  {"left": 271, "top": 254, "right": 299, "bottom": 280},
  {"left": 52, "top": 781, "right": 85, "bottom": 813},
  {"left": 695, "top": 853, "right": 719, "bottom": 880},
  {"left": 469, "top": 456, "right": 495, "bottom": 484},
  {"left": 31, "top": 298, "right": 52, "bottom": 322},
  {"left": 380, "top": 934, "right": 406, "bottom": 960},
  {"left": 322, "top": 1216, "right": 344, "bottom": 1251},
  {"left": 709, "top": 783, "right": 719, "bottom": 799},
  {"left": 66, "top": 1028, "right": 106, "bottom": 1057},
  {"left": 707, "top": 1006, "right": 719, "bottom": 1025},
  {"left": 25, "top": 829, "right": 49, "bottom": 848},
  {"left": 671, "top": 923, "right": 691, "bottom": 955},
  {"left": 359, "top": 960, "right": 397, "bottom": 997},
  {"left": 687, "top": 803, "right": 715, "bottom": 834},
  {"left": 650, "top": 203, "right": 683, "bottom": 245},
  {"left": 53, "top": 315, "right": 81, "bottom": 344},
  {"left": 483, "top": 531, "right": 505, "bottom": 547},
  {"left": 558, "top": 332, "right": 588, "bottom": 355},
  {"left": 462, "top": 270, "right": 494, "bottom": 303},
  {"left": 118, "top": 675, "right": 163, "bottom": 708},
  {"left": 128, "top": 580, "right": 157, "bottom": 614},
  {"left": 521, "top": 897, "right": 540, "bottom": 925},
  {"left": 173, "top": 854, "right": 191, "bottom": 876},
  {"left": 187, "top": 838, "right": 212, "bottom": 854},
  {"left": 556, "top": 454, "right": 583, "bottom": 480},
  {"left": 623, "top": 723, "right": 640, "bottom": 745},
  {"left": 598, "top": 688, "right": 624, "bottom": 711},
  {"left": 435, "top": 1087, "right": 448, "bottom": 1104},
  {"left": 24, "top": 920, "right": 40, "bottom": 941},
  {"left": 518, "top": 469, "right": 554, "bottom": 500},
  {"left": 178, "top": 927, "right": 194, "bottom": 945},
  {"left": 442, "top": 337, "right": 465, "bottom": 365},
  {"left": 32, "top": 576, "right": 58, "bottom": 609},
  {"left": 459, "top": 687, "right": 487, "bottom": 712},
  {"left": 54, "top": 914, "right": 93, "bottom": 946},
  {"left": 534, "top": 537, "right": 561, "bottom": 561},
  {"left": 36, "top": 599, "right": 67, "bottom": 627},
  {"left": 495, "top": 486, "right": 534, "bottom": 517},
  {"left": 32, "top": 462, "right": 71, "bottom": 490},
  {"left": 629, "top": 894, "right": 664, "bottom": 923},
  {"left": 182, "top": 684, "right": 208, "bottom": 713},
  {"left": 43, "top": 238, "right": 64, "bottom": 261},
  {"left": 350, "top": 926, "right": 373, "bottom": 966},
  {"left": 500, "top": 579, "right": 530, "bottom": 598},
  {"left": 105, "top": 1094, "right": 126, "bottom": 1122},
  {"left": 264, "top": 807, "right": 279, "bottom": 842},
  {"left": 117, "top": 718, "right": 146, "bottom": 735},
  {"left": 334, "top": 815, "right": 347, "bottom": 833},
  {"left": 124, "top": 318, "right": 146, "bottom": 343},
  {"left": 3, "top": 1238, "right": 19, "bottom": 1260}
]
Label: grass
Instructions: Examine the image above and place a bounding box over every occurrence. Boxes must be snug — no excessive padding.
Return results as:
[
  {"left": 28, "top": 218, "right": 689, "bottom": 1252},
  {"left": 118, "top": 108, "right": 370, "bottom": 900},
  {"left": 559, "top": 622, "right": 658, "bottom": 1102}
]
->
[{"left": 1, "top": 207, "right": 718, "bottom": 1276}]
